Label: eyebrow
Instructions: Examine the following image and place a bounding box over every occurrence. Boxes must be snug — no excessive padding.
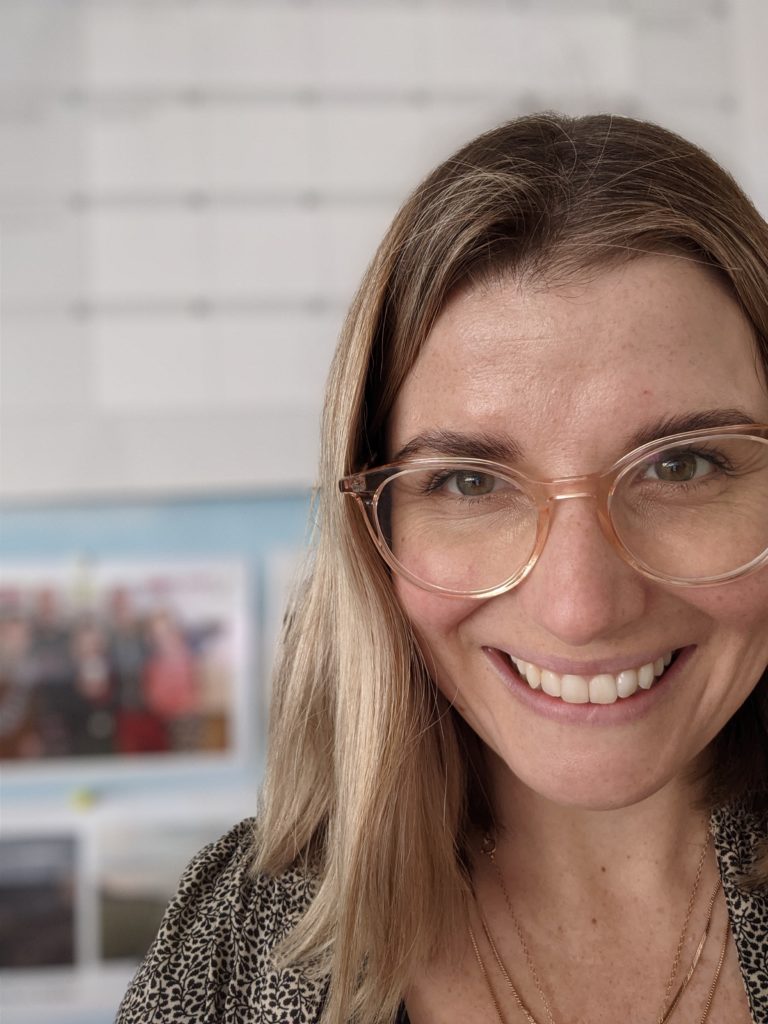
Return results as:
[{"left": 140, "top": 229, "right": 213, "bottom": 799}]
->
[
  {"left": 624, "top": 408, "right": 759, "bottom": 449},
  {"left": 392, "top": 429, "right": 523, "bottom": 463},
  {"left": 392, "top": 409, "right": 758, "bottom": 465}
]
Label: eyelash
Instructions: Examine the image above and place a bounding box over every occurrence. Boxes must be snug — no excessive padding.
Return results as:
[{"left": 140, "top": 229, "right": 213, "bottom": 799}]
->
[
  {"left": 421, "top": 470, "right": 498, "bottom": 496},
  {"left": 423, "top": 470, "right": 470, "bottom": 494},
  {"left": 643, "top": 446, "right": 734, "bottom": 476}
]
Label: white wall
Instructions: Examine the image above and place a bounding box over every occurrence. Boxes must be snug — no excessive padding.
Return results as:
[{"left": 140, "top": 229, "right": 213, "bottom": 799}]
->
[{"left": 2, "top": 0, "right": 767, "bottom": 501}]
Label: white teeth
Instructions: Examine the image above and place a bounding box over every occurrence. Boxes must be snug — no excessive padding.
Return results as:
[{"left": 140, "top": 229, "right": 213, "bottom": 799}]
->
[
  {"left": 561, "top": 675, "right": 589, "bottom": 704},
  {"left": 525, "top": 663, "right": 541, "bottom": 689},
  {"left": 540, "top": 669, "right": 561, "bottom": 698},
  {"left": 638, "top": 663, "right": 655, "bottom": 689},
  {"left": 509, "top": 652, "right": 675, "bottom": 704},
  {"left": 616, "top": 668, "right": 638, "bottom": 698},
  {"left": 590, "top": 674, "right": 618, "bottom": 705}
]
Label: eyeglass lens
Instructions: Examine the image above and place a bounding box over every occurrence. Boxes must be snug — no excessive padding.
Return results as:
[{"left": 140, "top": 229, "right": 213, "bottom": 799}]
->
[{"left": 374, "top": 435, "right": 768, "bottom": 593}]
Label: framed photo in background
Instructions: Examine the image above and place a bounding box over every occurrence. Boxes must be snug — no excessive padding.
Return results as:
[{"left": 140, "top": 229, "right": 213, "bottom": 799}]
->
[
  {"left": 0, "top": 833, "right": 78, "bottom": 969},
  {"left": 0, "top": 811, "right": 239, "bottom": 1024},
  {"left": 0, "top": 559, "right": 250, "bottom": 772}
]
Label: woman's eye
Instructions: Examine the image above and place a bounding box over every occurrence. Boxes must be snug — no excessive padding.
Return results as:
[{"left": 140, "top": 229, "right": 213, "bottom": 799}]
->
[
  {"left": 445, "top": 471, "right": 500, "bottom": 496},
  {"left": 645, "top": 451, "right": 715, "bottom": 483}
]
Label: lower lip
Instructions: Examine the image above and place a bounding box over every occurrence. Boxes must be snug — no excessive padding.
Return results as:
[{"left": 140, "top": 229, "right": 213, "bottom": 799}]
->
[{"left": 483, "top": 646, "right": 695, "bottom": 726}]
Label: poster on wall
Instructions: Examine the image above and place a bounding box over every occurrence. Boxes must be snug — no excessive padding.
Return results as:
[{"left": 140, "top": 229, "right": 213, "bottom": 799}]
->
[{"left": 0, "top": 559, "right": 251, "bottom": 769}]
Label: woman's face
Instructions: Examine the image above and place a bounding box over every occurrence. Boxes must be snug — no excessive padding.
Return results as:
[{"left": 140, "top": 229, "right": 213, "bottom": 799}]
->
[{"left": 388, "top": 255, "right": 768, "bottom": 810}]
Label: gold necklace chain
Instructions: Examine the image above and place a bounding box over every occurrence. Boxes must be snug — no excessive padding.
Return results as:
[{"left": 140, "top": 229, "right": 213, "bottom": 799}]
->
[
  {"left": 658, "top": 877, "right": 722, "bottom": 1024},
  {"left": 484, "top": 830, "right": 710, "bottom": 1024},
  {"left": 469, "top": 920, "right": 533, "bottom": 1024},
  {"left": 699, "top": 919, "right": 730, "bottom": 1024},
  {"left": 470, "top": 919, "right": 729, "bottom": 1024},
  {"left": 657, "top": 831, "right": 711, "bottom": 1016},
  {"left": 470, "top": 828, "right": 729, "bottom": 1024},
  {"left": 481, "top": 834, "right": 554, "bottom": 1024}
]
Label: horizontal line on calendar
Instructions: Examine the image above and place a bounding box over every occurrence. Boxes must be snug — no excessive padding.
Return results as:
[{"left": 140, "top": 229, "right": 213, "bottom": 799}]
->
[
  {"left": 35, "top": 297, "right": 347, "bottom": 319},
  {"left": 66, "top": 191, "right": 400, "bottom": 210},
  {"left": 58, "top": 87, "right": 558, "bottom": 108}
]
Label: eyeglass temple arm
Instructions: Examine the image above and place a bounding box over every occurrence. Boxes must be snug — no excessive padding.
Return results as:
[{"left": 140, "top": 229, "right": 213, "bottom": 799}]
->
[{"left": 339, "top": 475, "right": 372, "bottom": 497}]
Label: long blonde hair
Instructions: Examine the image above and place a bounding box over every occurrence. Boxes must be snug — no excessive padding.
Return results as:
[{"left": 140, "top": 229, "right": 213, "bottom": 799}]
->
[{"left": 253, "top": 113, "right": 768, "bottom": 1024}]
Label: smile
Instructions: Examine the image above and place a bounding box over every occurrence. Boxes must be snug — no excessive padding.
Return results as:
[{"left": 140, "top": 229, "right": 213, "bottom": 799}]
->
[{"left": 501, "top": 650, "right": 678, "bottom": 705}]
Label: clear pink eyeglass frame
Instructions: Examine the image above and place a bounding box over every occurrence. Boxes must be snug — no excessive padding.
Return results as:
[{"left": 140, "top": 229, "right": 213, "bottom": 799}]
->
[{"left": 339, "top": 424, "right": 768, "bottom": 599}]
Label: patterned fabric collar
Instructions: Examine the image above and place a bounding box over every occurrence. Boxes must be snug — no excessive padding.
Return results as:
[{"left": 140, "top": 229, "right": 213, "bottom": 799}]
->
[{"left": 711, "top": 799, "right": 768, "bottom": 1022}]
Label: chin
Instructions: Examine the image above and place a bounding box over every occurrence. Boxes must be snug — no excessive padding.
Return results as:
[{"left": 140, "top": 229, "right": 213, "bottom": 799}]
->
[{"left": 496, "top": 749, "right": 680, "bottom": 813}]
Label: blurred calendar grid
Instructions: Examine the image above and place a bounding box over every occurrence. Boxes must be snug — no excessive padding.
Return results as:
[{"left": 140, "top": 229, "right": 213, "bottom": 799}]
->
[{"left": 3, "top": 0, "right": 764, "bottom": 501}]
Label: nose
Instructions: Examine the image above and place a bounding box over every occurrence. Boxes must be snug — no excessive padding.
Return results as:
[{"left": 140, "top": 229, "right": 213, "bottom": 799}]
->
[{"left": 514, "top": 495, "right": 649, "bottom": 647}]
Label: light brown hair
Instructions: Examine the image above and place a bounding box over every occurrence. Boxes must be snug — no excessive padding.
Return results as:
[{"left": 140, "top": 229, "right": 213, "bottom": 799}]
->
[{"left": 254, "top": 113, "right": 768, "bottom": 1024}]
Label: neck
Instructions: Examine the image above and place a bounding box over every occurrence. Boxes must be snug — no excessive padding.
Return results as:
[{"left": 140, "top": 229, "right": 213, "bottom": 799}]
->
[{"left": 484, "top": 751, "right": 711, "bottom": 902}]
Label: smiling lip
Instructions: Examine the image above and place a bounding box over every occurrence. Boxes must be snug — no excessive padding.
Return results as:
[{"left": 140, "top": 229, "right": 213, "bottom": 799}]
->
[
  {"left": 483, "top": 645, "right": 695, "bottom": 725},
  {"left": 491, "top": 648, "right": 678, "bottom": 677}
]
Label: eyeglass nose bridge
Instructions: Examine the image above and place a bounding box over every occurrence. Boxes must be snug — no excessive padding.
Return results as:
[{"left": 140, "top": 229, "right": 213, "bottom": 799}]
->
[
  {"left": 549, "top": 489, "right": 597, "bottom": 502},
  {"left": 520, "top": 474, "right": 626, "bottom": 588},
  {"left": 533, "top": 474, "right": 619, "bottom": 556},
  {"left": 538, "top": 471, "right": 608, "bottom": 506}
]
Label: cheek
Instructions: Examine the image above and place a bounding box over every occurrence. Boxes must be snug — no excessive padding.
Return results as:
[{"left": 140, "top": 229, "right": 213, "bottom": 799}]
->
[
  {"left": 394, "top": 577, "right": 481, "bottom": 688},
  {"left": 684, "top": 569, "right": 768, "bottom": 682},
  {"left": 687, "top": 567, "right": 768, "bottom": 634},
  {"left": 394, "top": 577, "right": 476, "bottom": 637},
  {"left": 390, "top": 518, "right": 481, "bottom": 595},
  {"left": 395, "top": 583, "right": 502, "bottom": 727}
]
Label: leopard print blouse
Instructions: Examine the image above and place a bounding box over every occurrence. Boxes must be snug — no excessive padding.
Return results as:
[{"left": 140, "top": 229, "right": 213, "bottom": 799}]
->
[{"left": 117, "top": 804, "right": 767, "bottom": 1023}]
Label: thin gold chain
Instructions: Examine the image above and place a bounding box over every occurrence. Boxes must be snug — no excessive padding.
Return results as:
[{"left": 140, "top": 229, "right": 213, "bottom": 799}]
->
[
  {"left": 486, "top": 829, "right": 710, "bottom": 1024},
  {"left": 699, "top": 918, "right": 730, "bottom": 1023},
  {"left": 468, "top": 920, "right": 510, "bottom": 1024},
  {"left": 483, "top": 835, "right": 556, "bottom": 1024},
  {"left": 471, "top": 827, "right": 726, "bottom": 1024},
  {"left": 470, "top": 907, "right": 729, "bottom": 1024},
  {"left": 478, "top": 910, "right": 539, "bottom": 1024},
  {"left": 658, "top": 877, "right": 721, "bottom": 1024},
  {"left": 658, "top": 831, "right": 712, "bottom": 1017}
]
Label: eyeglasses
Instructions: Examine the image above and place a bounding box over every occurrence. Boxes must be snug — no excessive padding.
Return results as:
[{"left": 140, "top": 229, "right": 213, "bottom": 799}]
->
[{"left": 339, "top": 425, "right": 768, "bottom": 598}]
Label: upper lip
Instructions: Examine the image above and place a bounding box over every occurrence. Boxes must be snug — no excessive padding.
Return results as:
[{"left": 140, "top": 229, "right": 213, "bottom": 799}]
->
[{"left": 486, "top": 645, "right": 685, "bottom": 677}]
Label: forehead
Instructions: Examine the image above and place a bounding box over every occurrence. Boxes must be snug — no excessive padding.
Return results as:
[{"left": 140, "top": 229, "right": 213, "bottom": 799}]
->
[{"left": 388, "top": 256, "right": 767, "bottom": 466}]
